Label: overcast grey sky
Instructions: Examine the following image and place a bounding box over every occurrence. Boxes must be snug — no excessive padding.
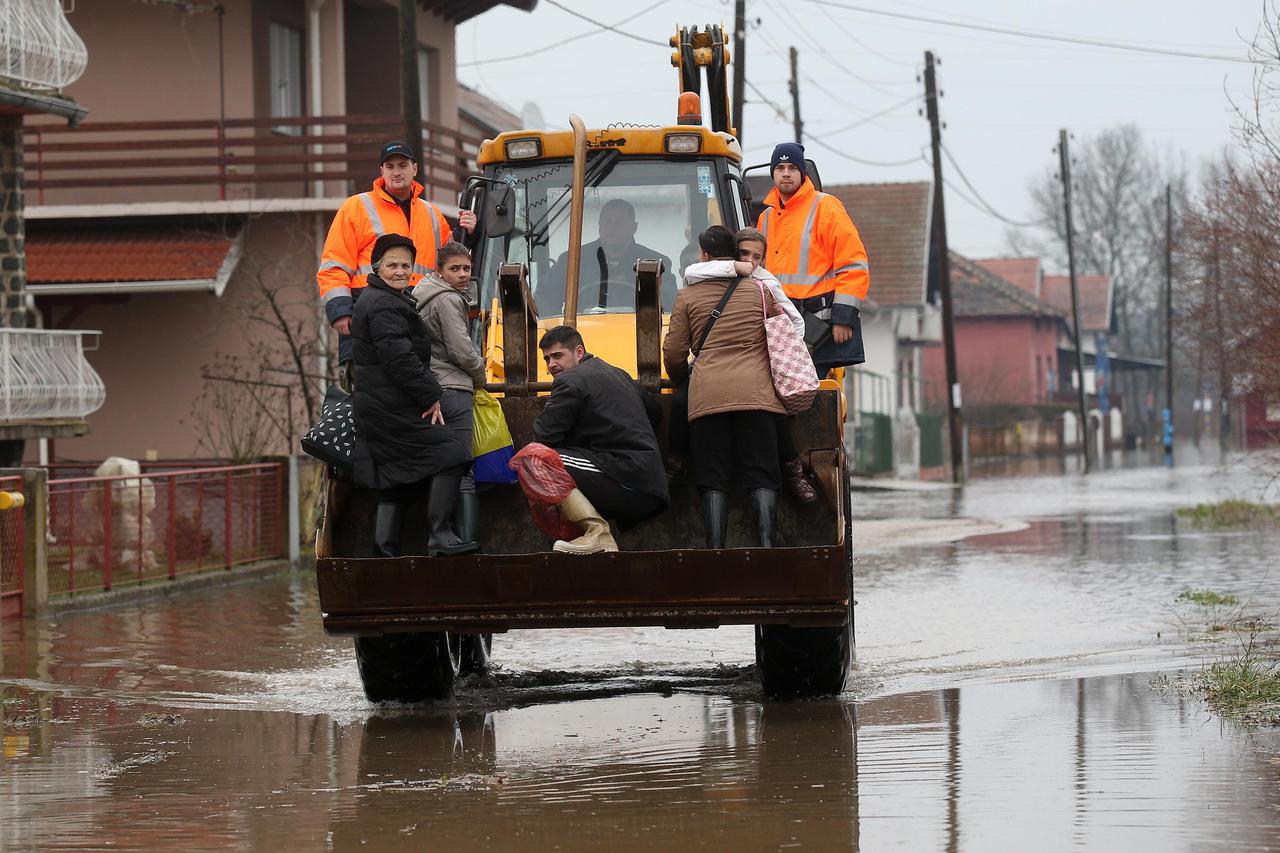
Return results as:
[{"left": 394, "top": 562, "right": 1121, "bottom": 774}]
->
[{"left": 457, "top": 0, "right": 1265, "bottom": 260}]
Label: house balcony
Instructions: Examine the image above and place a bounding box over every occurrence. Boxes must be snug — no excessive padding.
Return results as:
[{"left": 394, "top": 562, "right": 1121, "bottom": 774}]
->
[
  {"left": 0, "top": 0, "right": 87, "bottom": 94},
  {"left": 0, "top": 328, "right": 104, "bottom": 451},
  {"left": 23, "top": 114, "right": 485, "bottom": 211}
]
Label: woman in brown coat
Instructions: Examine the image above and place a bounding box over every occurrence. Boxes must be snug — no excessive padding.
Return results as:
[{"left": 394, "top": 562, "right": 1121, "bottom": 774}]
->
[{"left": 664, "top": 225, "right": 785, "bottom": 549}]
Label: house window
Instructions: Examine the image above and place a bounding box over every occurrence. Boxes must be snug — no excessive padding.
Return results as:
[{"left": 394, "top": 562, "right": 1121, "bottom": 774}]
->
[
  {"left": 269, "top": 22, "right": 303, "bottom": 135},
  {"left": 1035, "top": 355, "right": 1043, "bottom": 401},
  {"left": 418, "top": 47, "right": 434, "bottom": 122}
]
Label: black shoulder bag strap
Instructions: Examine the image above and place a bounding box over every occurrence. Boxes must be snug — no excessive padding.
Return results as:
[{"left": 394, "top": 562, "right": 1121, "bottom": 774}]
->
[{"left": 692, "top": 276, "right": 744, "bottom": 363}]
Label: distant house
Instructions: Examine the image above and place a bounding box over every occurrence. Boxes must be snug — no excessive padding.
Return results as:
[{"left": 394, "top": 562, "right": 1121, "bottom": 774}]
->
[
  {"left": 823, "top": 181, "right": 941, "bottom": 476},
  {"left": 923, "top": 254, "right": 1064, "bottom": 409},
  {"left": 457, "top": 83, "right": 526, "bottom": 138}
]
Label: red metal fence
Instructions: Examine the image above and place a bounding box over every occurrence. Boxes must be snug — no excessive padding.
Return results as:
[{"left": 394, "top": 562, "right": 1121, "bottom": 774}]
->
[
  {"left": 46, "top": 463, "right": 285, "bottom": 598},
  {"left": 0, "top": 475, "right": 25, "bottom": 613}
]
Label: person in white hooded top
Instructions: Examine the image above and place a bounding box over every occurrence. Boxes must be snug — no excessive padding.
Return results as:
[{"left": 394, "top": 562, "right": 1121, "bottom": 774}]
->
[{"left": 675, "top": 227, "right": 818, "bottom": 503}]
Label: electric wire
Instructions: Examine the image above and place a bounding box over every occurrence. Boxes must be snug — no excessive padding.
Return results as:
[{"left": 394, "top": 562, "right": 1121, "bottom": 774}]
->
[
  {"left": 744, "top": 78, "right": 793, "bottom": 123},
  {"left": 542, "top": 0, "right": 668, "bottom": 47},
  {"left": 818, "top": 5, "right": 917, "bottom": 69},
  {"left": 936, "top": 144, "right": 1043, "bottom": 227},
  {"left": 764, "top": 1, "right": 915, "bottom": 97},
  {"left": 799, "top": 0, "right": 1260, "bottom": 65},
  {"left": 803, "top": 133, "right": 926, "bottom": 168},
  {"left": 823, "top": 92, "right": 921, "bottom": 136},
  {"left": 461, "top": 0, "right": 670, "bottom": 66}
]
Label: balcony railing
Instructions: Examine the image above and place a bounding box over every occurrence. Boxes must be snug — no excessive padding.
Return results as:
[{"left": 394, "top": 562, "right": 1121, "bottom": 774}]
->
[
  {"left": 0, "top": 0, "right": 87, "bottom": 92},
  {"left": 0, "top": 328, "right": 105, "bottom": 421},
  {"left": 23, "top": 114, "right": 486, "bottom": 205}
]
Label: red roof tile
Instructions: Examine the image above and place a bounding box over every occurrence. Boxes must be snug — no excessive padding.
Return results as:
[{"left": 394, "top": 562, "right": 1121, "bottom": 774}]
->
[
  {"left": 974, "top": 257, "right": 1041, "bottom": 297},
  {"left": 27, "top": 225, "right": 237, "bottom": 284},
  {"left": 1040, "top": 275, "right": 1112, "bottom": 332},
  {"left": 950, "top": 253, "right": 1063, "bottom": 319},
  {"left": 824, "top": 181, "right": 932, "bottom": 306}
]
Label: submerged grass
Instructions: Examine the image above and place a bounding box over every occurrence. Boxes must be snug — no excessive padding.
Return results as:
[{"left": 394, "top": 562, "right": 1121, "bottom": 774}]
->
[
  {"left": 1176, "top": 499, "right": 1280, "bottom": 529},
  {"left": 1177, "top": 589, "right": 1241, "bottom": 608},
  {"left": 1201, "top": 654, "right": 1280, "bottom": 717}
]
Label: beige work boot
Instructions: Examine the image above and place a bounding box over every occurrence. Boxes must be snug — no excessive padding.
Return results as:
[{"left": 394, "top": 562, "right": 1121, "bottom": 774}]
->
[{"left": 552, "top": 488, "right": 619, "bottom": 554}]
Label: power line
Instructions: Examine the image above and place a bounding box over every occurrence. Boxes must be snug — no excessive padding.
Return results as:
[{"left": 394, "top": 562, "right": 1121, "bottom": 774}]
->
[
  {"left": 822, "top": 92, "right": 921, "bottom": 136},
  {"left": 803, "top": 132, "right": 925, "bottom": 167},
  {"left": 745, "top": 78, "right": 792, "bottom": 123},
  {"left": 937, "top": 143, "right": 1042, "bottom": 227},
  {"left": 818, "top": 5, "right": 917, "bottom": 69},
  {"left": 800, "top": 0, "right": 1260, "bottom": 65},
  {"left": 765, "top": 1, "right": 915, "bottom": 96},
  {"left": 461, "top": 0, "right": 670, "bottom": 66},
  {"left": 542, "top": 0, "right": 667, "bottom": 47}
]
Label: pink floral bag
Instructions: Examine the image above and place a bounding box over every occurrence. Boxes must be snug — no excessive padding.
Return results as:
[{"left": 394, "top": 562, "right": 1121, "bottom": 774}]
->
[{"left": 757, "top": 282, "right": 819, "bottom": 414}]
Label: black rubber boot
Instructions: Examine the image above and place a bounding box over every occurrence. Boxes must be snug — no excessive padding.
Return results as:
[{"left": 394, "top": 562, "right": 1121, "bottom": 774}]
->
[
  {"left": 750, "top": 489, "right": 778, "bottom": 548},
  {"left": 454, "top": 491, "right": 480, "bottom": 546},
  {"left": 373, "top": 502, "right": 403, "bottom": 557},
  {"left": 701, "top": 490, "right": 729, "bottom": 549},
  {"left": 427, "top": 474, "right": 479, "bottom": 556}
]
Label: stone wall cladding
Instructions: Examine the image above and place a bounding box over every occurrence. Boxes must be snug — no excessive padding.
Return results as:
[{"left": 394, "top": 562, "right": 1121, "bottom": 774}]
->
[{"left": 0, "top": 115, "right": 27, "bottom": 329}]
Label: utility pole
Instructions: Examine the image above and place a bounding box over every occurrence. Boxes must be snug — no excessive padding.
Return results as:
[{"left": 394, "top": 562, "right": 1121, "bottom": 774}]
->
[
  {"left": 788, "top": 46, "right": 803, "bottom": 144},
  {"left": 732, "top": 0, "right": 746, "bottom": 145},
  {"left": 1163, "top": 184, "right": 1175, "bottom": 467},
  {"left": 923, "top": 51, "right": 964, "bottom": 484},
  {"left": 1058, "top": 129, "right": 1091, "bottom": 474},
  {"left": 399, "top": 0, "right": 423, "bottom": 164}
]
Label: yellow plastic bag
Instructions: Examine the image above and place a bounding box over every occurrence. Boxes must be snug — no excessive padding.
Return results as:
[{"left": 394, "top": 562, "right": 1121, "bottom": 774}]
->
[{"left": 472, "top": 389, "right": 517, "bottom": 484}]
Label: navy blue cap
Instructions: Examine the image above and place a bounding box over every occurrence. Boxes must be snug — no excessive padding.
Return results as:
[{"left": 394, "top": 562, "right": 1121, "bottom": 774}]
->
[
  {"left": 770, "top": 142, "right": 808, "bottom": 182},
  {"left": 379, "top": 140, "right": 416, "bottom": 164}
]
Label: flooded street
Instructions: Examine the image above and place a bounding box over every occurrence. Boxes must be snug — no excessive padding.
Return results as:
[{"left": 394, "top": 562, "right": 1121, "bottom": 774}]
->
[{"left": 4, "top": 457, "right": 1280, "bottom": 851}]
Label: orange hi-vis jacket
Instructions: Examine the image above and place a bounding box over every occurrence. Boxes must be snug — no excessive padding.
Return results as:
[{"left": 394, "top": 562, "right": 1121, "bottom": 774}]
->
[
  {"left": 317, "top": 177, "right": 453, "bottom": 324},
  {"left": 756, "top": 178, "right": 870, "bottom": 327}
]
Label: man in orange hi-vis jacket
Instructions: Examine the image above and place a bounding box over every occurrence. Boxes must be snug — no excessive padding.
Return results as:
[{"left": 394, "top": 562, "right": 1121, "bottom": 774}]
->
[
  {"left": 756, "top": 142, "right": 869, "bottom": 372},
  {"left": 318, "top": 140, "right": 476, "bottom": 378}
]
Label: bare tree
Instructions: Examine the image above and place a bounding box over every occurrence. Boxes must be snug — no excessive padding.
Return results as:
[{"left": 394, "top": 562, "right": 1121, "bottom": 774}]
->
[
  {"left": 1007, "top": 124, "right": 1189, "bottom": 441},
  {"left": 185, "top": 213, "right": 334, "bottom": 460}
]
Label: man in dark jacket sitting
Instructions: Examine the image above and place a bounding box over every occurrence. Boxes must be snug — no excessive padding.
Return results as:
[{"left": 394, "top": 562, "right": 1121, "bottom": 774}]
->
[{"left": 533, "top": 325, "right": 669, "bottom": 554}]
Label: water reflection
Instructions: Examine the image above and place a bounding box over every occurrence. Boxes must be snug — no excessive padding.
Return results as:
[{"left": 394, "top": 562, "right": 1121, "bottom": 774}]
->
[{"left": 5, "top": 673, "right": 1280, "bottom": 851}]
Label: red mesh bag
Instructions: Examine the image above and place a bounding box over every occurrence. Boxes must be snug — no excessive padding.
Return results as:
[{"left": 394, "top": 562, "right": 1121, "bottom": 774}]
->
[{"left": 510, "top": 442, "right": 581, "bottom": 541}]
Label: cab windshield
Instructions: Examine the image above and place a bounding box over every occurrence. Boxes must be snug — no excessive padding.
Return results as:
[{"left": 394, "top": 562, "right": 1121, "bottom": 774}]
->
[{"left": 477, "top": 155, "right": 733, "bottom": 318}]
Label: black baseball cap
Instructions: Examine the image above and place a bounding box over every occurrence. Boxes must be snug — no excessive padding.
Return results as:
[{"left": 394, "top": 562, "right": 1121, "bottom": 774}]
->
[{"left": 379, "top": 140, "right": 416, "bottom": 164}]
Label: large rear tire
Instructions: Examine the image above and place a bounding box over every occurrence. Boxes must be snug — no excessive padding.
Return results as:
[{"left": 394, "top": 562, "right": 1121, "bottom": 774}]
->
[
  {"left": 756, "top": 442, "right": 855, "bottom": 699},
  {"left": 354, "top": 632, "right": 460, "bottom": 703},
  {"left": 458, "top": 633, "right": 493, "bottom": 677},
  {"left": 754, "top": 621, "right": 852, "bottom": 699}
]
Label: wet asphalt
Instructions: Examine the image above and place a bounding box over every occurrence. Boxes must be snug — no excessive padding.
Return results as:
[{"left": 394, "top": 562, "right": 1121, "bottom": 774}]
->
[{"left": 3, "top": 452, "right": 1280, "bottom": 851}]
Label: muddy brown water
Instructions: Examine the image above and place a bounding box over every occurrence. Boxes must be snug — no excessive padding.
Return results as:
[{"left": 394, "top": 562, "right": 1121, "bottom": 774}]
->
[{"left": 3, "top": 457, "right": 1280, "bottom": 850}]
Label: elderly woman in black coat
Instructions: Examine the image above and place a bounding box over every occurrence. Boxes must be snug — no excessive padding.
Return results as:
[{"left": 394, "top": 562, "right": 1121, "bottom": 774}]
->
[{"left": 351, "top": 233, "right": 476, "bottom": 557}]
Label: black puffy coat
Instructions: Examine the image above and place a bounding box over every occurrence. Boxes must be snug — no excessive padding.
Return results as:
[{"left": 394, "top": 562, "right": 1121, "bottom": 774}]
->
[{"left": 350, "top": 276, "right": 472, "bottom": 490}]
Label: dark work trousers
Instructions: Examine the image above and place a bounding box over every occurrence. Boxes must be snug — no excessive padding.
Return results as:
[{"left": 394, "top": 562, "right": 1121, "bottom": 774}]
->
[
  {"left": 690, "top": 410, "right": 782, "bottom": 494},
  {"left": 556, "top": 448, "right": 665, "bottom": 529},
  {"left": 668, "top": 381, "right": 690, "bottom": 455},
  {"left": 776, "top": 416, "right": 799, "bottom": 464},
  {"left": 439, "top": 388, "right": 476, "bottom": 495}
]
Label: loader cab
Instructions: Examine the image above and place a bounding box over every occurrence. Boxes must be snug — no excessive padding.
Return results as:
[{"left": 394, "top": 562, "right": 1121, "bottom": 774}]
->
[{"left": 463, "top": 128, "right": 751, "bottom": 373}]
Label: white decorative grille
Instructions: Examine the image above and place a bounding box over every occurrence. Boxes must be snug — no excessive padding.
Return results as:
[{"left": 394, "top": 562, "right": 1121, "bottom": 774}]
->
[
  {"left": 0, "top": 0, "right": 88, "bottom": 93},
  {"left": 0, "top": 329, "right": 105, "bottom": 421}
]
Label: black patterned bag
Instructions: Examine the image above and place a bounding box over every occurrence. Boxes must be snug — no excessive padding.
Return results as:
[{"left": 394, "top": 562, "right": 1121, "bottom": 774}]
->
[{"left": 300, "top": 386, "right": 356, "bottom": 471}]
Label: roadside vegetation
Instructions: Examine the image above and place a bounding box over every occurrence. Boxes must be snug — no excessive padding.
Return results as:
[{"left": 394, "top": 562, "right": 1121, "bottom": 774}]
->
[
  {"left": 1199, "top": 636, "right": 1280, "bottom": 723},
  {"left": 1176, "top": 500, "right": 1280, "bottom": 529},
  {"left": 1158, "top": 588, "right": 1280, "bottom": 725}
]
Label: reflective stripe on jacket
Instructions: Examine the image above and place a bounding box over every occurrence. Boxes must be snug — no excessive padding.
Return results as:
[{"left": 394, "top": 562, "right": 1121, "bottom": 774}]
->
[
  {"left": 756, "top": 178, "right": 869, "bottom": 326},
  {"left": 317, "top": 177, "right": 452, "bottom": 323}
]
